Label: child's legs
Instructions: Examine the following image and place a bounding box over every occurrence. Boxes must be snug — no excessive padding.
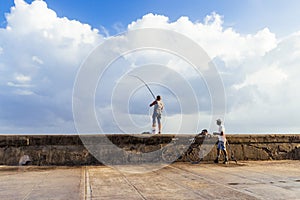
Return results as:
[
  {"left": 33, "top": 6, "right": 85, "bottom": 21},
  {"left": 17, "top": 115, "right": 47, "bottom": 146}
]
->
[
  {"left": 217, "top": 142, "right": 222, "bottom": 157},
  {"left": 218, "top": 142, "right": 228, "bottom": 160},
  {"left": 216, "top": 149, "right": 221, "bottom": 157},
  {"left": 215, "top": 147, "right": 221, "bottom": 163},
  {"left": 222, "top": 149, "right": 228, "bottom": 159}
]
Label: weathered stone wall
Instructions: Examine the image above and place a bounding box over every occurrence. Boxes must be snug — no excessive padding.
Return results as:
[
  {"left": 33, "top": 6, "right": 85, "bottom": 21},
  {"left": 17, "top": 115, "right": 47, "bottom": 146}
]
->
[{"left": 0, "top": 134, "right": 299, "bottom": 165}]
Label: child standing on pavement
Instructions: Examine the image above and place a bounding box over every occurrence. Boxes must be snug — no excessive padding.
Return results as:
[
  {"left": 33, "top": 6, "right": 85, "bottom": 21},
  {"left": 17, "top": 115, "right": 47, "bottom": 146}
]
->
[{"left": 213, "top": 119, "right": 228, "bottom": 164}]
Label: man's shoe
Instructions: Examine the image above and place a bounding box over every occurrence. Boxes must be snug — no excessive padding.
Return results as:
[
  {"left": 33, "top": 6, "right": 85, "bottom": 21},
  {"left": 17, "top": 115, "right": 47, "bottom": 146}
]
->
[
  {"left": 214, "top": 158, "right": 219, "bottom": 163},
  {"left": 223, "top": 158, "right": 229, "bottom": 164}
]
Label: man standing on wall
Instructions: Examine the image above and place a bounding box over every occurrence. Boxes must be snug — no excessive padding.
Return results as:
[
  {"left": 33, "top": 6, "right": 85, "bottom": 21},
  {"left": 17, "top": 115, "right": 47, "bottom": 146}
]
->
[
  {"left": 213, "top": 119, "right": 229, "bottom": 164},
  {"left": 150, "top": 95, "right": 164, "bottom": 134}
]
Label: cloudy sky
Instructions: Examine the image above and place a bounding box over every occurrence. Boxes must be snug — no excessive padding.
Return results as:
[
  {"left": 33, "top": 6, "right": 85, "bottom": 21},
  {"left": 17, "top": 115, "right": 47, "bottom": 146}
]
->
[{"left": 0, "top": 0, "right": 300, "bottom": 134}]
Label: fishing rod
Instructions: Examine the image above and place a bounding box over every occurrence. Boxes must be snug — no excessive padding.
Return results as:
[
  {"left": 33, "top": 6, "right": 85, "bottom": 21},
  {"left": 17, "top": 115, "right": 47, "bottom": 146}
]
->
[{"left": 129, "top": 75, "right": 156, "bottom": 99}]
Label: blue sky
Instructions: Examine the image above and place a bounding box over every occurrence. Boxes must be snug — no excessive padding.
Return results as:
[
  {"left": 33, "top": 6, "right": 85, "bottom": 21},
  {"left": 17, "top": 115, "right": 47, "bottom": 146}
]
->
[
  {"left": 1, "top": 0, "right": 300, "bottom": 36},
  {"left": 1, "top": 0, "right": 300, "bottom": 134}
]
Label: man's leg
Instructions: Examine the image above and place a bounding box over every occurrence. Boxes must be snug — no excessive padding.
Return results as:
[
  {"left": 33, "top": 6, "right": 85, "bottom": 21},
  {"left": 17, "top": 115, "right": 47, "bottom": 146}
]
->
[
  {"left": 214, "top": 148, "right": 220, "bottom": 163},
  {"left": 152, "top": 125, "right": 156, "bottom": 133},
  {"left": 152, "top": 114, "right": 156, "bottom": 134},
  {"left": 157, "top": 114, "right": 161, "bottom": 134},
  {"left": 223, "top": 149, "right": 228, "bottom": 164},
  {"left": 158, "top": 124, "right": 161, "bottom": 134}
]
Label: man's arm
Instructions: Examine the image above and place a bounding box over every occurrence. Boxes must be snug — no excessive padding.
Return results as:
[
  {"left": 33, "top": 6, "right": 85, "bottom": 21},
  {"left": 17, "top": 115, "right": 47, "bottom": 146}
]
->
[{"left": 150, "top": 100, "right": 157, "bottom": 107}]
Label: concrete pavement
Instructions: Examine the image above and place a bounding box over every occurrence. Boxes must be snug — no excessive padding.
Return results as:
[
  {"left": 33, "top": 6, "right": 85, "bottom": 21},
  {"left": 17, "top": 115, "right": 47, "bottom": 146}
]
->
[{"left": 0, "top": 161, "right": 299, "bottom": 200}]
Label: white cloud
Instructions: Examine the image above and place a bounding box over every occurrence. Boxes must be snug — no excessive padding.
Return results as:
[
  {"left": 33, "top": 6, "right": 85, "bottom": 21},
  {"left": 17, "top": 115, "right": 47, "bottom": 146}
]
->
[
  {"left": 0, "top": 1, "right": 300, "bottom": 133},
  {"left": 13, "top": 89, "right": 34, "bottom": 96},
  {"left": 15, "top": 73, "right": 31, "bottom": 83},
  {"left": 32, "top": 56, "right": 43, "bottom": 65},
  {"left": 6, "top": 74, "right": 33, "bottom": 95},
  {"left": 0, "top": 0, "right": 103, "bottom": 133},
  {"left": 225, "top": 33, "right": 300, "bottom": 133},
  {"left": 128, "top": 13, "right": 277, "bottom": 66},
  {"left": 7, "top": 81, "right": 33, "bottom": 88},
  {"left": 126, "top": 12, "right": 300, "bottom": 133},
  {"left": 233, "top": 66, "right": 288, "bottom": 90},
  {"left": 128, "top": 13, "right": 169, "bottom": 29},
  {"left": 204, "top": 12, "right": 223, "bottom": 29}
]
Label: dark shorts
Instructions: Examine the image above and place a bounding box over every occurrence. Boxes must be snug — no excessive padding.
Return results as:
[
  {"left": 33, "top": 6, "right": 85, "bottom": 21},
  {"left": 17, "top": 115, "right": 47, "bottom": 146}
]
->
[{"left": 217, "top": 141, "right": 226, "bottom": 150}]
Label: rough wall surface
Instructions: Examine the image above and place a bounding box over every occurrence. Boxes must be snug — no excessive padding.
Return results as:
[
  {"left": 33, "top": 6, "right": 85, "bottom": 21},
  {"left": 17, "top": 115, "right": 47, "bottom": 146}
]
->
[{"left": 0, "top": 134, "right": 299, "bottom": 165}]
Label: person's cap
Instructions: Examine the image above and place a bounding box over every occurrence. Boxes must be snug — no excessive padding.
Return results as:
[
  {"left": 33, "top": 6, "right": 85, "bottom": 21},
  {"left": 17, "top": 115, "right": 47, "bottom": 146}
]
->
[{"left": 216, "top": 119, "right": 222, "bottom": 122}]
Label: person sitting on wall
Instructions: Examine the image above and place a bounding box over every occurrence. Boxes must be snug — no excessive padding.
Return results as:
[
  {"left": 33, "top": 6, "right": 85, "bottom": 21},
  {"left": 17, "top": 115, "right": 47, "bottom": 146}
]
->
[{"left": 198, "top": 129, "right": 208, "bottom": 136}]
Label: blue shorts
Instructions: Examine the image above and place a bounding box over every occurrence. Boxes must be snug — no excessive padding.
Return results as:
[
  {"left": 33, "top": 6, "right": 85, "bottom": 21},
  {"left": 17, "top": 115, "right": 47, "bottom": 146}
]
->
[
  {"left": 152, "top": 113, "right": 161, "bottom": 125},
  {"left": 217, "top": 141, "right": 226, "bottom": 150}
]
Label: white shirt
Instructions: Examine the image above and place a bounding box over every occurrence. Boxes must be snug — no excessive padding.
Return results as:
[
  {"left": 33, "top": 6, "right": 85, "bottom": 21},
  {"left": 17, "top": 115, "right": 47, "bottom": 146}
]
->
[
  {"left": 217, "top": 124, "right": 226, "bottom": 142},
  {"left": 153, "top": 100, "right": 164, "bottom": 115}
]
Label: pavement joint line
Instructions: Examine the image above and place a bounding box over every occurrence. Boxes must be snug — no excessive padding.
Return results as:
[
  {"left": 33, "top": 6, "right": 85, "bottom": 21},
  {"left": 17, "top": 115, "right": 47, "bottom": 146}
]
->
[
  {"left": 152, "top": 166, "right": 214, "bottom": 199},
  {"left": 0, "top": 161, "right": 298, "bottom": 199},
  {"left": 84, "top": 166, "right": 92, "bottom": 200},
  {"left": 234, "top": 164, "right": 300, "bottom": 182},
  {"left": 81, "top": 167, "right": 86, "bottom": 200},
  {"left": 169, "top": 164, "right": 264, "bottom": 200},
  {"left": 116, "top": 169, "right": 147, "bottom": 200},
  {"left": 200, "top": 163, "right": 296, "bottom": 191},
  {"left": 22, "top": 171, "right": 51, "bottom": 200}
]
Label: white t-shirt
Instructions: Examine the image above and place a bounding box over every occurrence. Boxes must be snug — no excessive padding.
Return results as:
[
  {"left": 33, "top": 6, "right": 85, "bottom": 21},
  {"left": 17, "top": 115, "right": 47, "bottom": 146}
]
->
[
  {"left": 217, "top": 124, "right": 226, "bottom": 142},
  {"left": 153, "top": 100, "right": 164, "bottom": 115}
]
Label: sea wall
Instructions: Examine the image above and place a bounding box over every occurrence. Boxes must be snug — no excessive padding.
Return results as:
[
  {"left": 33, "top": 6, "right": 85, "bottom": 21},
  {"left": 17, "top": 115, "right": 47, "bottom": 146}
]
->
[{"left": 0, "top": 134, "right": 299, "bottom": 165}]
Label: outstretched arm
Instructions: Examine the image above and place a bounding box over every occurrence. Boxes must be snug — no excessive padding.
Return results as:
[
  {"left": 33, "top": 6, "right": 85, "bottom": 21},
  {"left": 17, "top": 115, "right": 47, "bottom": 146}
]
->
[{"left": 150, "top": 100, "right": 157, "bottom": 107}]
